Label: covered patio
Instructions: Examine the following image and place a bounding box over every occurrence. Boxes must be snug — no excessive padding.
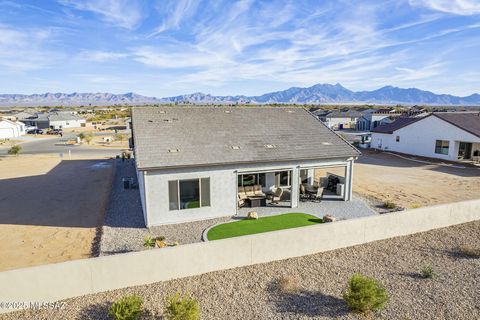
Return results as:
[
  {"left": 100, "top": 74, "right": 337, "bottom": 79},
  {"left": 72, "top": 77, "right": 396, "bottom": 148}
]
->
[
  {"left": 238, "top": 194, "right": 376, "bottom": 221},
  {"left": 236, "top": 161, "right": 354, "bottom": 211}
]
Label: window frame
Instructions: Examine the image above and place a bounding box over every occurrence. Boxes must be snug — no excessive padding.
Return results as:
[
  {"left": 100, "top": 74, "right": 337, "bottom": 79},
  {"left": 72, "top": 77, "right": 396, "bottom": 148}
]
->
[
  {"left": 275, "top": 170, "right": 291, "bottom": 187},
  {"left": 237, "top": 173, "right": 266, "bottom": 187},
  {"left": 434, "top": 140, "right": 449, "bottom": 155},
  {"left": 395, "top": 135, "right": 400, "bottom": 142},
  {"left": 168, "top": 177, "right": 211, "bottom": 211}
]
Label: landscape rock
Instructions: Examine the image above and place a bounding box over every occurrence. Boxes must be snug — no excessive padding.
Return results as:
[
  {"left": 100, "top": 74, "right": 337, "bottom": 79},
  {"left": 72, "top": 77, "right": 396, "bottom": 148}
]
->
[
  {"left": 323, "top": 214, "right": 336, "bottom": 222},
  {"left": 247, "top": 211, "right": 258, "bottom": 220}
]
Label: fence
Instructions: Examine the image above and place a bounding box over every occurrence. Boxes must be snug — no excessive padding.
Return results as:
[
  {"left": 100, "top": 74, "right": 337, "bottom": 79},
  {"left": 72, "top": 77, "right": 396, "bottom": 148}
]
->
[{"left": 1, "top": 199, "right": 479, "bottom": 313}]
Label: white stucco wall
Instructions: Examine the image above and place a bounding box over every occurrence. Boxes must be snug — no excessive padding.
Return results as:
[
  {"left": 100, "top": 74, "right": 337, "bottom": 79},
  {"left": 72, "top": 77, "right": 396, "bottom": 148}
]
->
[
  {"left": 371, "top": 115, "right": 480, "bottom": 161},
  {"left": 49, "top": 119, "right": 86, "bottom": 129},
  {"left": 140, "top": 158, "right": 355, "bottom": 226},
  {"left": 0, "top": 120, "right": 25, "bottom": 139},
  {"left": 325, "top": 117, "right": 356, "bottom": 129}
]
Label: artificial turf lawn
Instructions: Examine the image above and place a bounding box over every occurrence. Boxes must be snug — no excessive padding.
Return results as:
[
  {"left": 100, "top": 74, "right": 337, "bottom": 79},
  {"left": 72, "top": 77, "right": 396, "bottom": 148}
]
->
[{"left": 207, "top": 213, "right": 323, "bottom": 240}]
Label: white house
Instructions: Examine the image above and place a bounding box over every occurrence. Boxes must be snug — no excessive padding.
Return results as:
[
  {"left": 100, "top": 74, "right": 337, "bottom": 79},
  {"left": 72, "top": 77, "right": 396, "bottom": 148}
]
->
[
  {"left": 0, "top": 119, "right": 26, "bottom": 139},
  {"left": 131, "top": 107, "right": 360, "bottom": 226},
  {"left": 318, "top": 110, "right": 363, "bottom": 130},
  {"left": 23, "top": 112, "right": 86, "bottom": 129},
  {"left": 371, "top": 112, "right": 480, "bottom": 162}
]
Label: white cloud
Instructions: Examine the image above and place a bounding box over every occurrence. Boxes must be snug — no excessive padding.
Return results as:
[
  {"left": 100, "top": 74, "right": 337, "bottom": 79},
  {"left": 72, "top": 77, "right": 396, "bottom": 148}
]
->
[
  {"left": 0, "top": 25, "right": 63, "bottom": 71},
  {"left": 78, "top": 50, "right": 128, "bottom": 62},
  {"left": 409, "top": 0, "right": 480, "bottom": 15},
  {"left": 59, "top": 0, "right": 145, "bottom": 29},
  {"left": 149, "top": 0, "right": 200, "bottom": 36}
]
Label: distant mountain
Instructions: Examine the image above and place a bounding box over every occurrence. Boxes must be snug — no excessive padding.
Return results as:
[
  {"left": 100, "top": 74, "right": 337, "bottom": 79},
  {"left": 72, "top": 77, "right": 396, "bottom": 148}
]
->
[{"left": 1, "top": 84, "right": 479, "bottom": 106}]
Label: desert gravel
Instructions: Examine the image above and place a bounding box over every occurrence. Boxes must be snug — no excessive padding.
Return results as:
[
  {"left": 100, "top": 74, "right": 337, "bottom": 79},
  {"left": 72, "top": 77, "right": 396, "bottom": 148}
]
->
[{"left": 4, "top": 220, "right": 480, "bottom": 320}]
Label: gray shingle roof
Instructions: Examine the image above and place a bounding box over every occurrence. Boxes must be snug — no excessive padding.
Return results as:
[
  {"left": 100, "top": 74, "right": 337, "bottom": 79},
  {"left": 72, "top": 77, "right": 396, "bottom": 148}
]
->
[
  {"left": 371, "top": 117, "right": 423, "bottom": 134},
  {"left": 132, "top": 107, "right": 360, "bottom": 170},
  {"left": 433, "top": 112, "right": 480, "bottom": 138}
]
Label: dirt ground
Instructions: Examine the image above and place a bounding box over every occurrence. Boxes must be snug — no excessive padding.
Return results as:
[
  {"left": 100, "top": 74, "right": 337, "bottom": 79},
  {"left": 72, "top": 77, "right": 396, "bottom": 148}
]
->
[
  {"left": 354, "top": 150, "right": 480, "bottom": 208},
  {"left": 0, "top": 155, "right": 114, "bottom": 271}
]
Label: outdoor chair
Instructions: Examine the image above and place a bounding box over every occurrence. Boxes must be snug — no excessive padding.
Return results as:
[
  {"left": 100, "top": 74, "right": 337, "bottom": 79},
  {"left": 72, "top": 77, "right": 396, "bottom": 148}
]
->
[
  {"left": 253, "top": 185, "right": 266, "bottom": 197},
  {"left": 300, "top": 184, "right": 309, "bottom": 201},
  {"left": 245, "top": 186, "right": 255, "bottom": 197},
  {"left": 312, "top": 187, "right": 324, "bottom": 202},
  {"left": 238, "top": 194, "right": 247, "bottom": 207},
  {"left": 270, "top": 187, "right": 283, "bottom": 204}
]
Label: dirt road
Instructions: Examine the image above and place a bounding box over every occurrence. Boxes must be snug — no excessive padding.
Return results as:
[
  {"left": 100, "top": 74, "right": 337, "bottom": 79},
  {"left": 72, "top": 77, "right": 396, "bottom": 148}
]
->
[
  {"left": 0, "top": 155, "right": 114, "bottom": 271},
  {"left": 354, "top": 150, "right": 480, "bottom": 208}
]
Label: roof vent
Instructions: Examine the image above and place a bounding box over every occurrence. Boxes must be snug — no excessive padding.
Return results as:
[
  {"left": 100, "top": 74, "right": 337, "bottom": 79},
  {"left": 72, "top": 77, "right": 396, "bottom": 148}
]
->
[
  {"left": 168, "top": 149, "right": 179, "bottom": 153},
  {"left": 265, "top": 144, "right": 277, "bottom": 149},
  {"left": 148, "top": 120, "right": 153, "bottom": 123},
  {"left": 159, "top": 110, "right": 166, "bottom": 114},
  {"left": 231, "top": 145, "right": 241, "bottom": 150},
  {"left": 163, "top": 119, "right": 171, "bottom": 123},
  {"left": 224, "top": 110, "right": 232, "bottom": 113},
  {"left": 286, "top": 110, "right": 295, "bottom": 113},
  {"left": 321, "top": 142, "right": 332, "bottom": 145}
]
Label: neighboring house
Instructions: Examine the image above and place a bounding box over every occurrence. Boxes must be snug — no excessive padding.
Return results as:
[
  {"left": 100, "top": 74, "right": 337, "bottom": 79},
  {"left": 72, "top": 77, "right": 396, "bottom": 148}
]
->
[
  {"left": 131, "top": 107, "right": 360, "bottom": 226},
  {"left": 319, "top": 109, "right": 364, "bottom": 130},
  {"left": 357, "top": 109, "right": 427, "bottom": 131},
  {"left": 23, "top": 112, "right": 86, "bottom": 129},
  {"left": 0, "top": 119, "right": 26, "bottom": 139},
  {"left": 371, "top": 112, "right": 480, "bottom": 162}
]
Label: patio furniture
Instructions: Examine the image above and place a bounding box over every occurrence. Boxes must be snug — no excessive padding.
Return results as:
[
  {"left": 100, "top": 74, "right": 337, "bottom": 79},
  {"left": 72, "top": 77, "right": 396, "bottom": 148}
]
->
[
  {"left": 253, "top": 185, "right": 266, "bottom": 197},
  {"left": 270, "top": 187, "right": 284, "bottom": 204},
  {"left": 312, "top": 187, "right": 324, "bottom": 202},
  {"left": 300, "top": 184, "right": 310, "bottom": 201},
  {"left": 245, "top": 186, "right": 255, "bottom": 197},
  {"left": 249, "top": 196, "right": 266, "bottom": 207}
]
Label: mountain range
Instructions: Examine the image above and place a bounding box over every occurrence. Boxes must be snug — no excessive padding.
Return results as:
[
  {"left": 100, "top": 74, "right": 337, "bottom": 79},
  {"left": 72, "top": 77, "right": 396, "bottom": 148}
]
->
[{"left": 1, "top": 83, "right": 479, "bottom": 106}]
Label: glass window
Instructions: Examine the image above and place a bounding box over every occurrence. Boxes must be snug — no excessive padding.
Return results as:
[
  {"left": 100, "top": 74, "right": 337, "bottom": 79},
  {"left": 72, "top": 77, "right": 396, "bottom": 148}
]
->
[
  {"left": 179, "top": 179, "right": 200, "bottom": 209},
  {"left": 258, "top": 173, "right": 266, "bottom": 187},
  {"left": 200, "top": 178, "right": 210, "bottom": 207},
  {"left": 435, "top": 140, "right": 449, "bottom": 155},
  {"left": 169, "top": 178, "right": 210, "bottom": 210},
  {"left": 168, "top": 180, "right": 179, "bottom": 210},
  {"left": 275, "top": 171, "right": 290, "bottom": 187},
  {"left": 238, "top": 173, "right": 266, "bottom": 187},
  {"left": 396, "top": 136, "right": 400, "bottom": 142}
]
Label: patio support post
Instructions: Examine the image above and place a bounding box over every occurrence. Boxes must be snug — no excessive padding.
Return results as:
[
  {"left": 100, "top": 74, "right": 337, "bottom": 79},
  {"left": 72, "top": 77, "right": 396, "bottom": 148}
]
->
[
  {"left": 344, "top": 160, "right": 354, "bottom": 201},
  {"left": 291, "top": 166, "right": 300, "bottom": 208}
]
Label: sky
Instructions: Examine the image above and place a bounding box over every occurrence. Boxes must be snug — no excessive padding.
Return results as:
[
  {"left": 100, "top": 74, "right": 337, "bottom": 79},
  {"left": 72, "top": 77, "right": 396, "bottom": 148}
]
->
[{"left": 0, "top": 0, "right": 479, "bottom": 97}]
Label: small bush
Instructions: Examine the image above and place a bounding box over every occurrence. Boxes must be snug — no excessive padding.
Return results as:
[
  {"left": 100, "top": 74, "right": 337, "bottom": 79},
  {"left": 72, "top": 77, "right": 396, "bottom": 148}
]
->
[
  {"left": 78, "top": 132, "right": 86, "bottom": 140},
  {"left": 7, "top": 145, "right": 21, "bottom": 156},
  {"left": 277, "top": 275, "right": 300, "bottom": 293},
  {"left": 343, "top": 274, "right": 388, "bottom": 314},
  {"left": 108, "top": 295, "right": 143, "bottom": 320},
  {"left": 459, "top": 245, "right": 480, "bottom": 258},
  {"left": 156, "top": 236, "right": 166, "bottom": 242},
  {"left": 421, "top": 265, "right": 437, "bottom": 279},
  {"left": 383, "top": 201, "right": 397, "bottom": 209},
  {"left": 143, "top": 236, "right": 155, "bottom": 248},
  {"left": 164, "top": 292, "right": 200, "bottom": 320}
]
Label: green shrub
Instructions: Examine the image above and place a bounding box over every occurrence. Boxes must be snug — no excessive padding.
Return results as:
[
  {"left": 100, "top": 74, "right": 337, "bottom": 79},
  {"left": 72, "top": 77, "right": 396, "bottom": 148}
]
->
[
  {"left": 383, "top": 201, "right": 397, "bottom": 209},
  {"left": 164, "top": 292, "right": 200, "bottom": 320},
  {"left": 7, "top": 145, "right": 21, "bottom": 156},
  {"left": 78, "top": 132, "right": 86, "bottom": 140},
  {"left": 421, "top": 265, "right": 437, "bottom": 279},
  {"left": 108, "top": 295, "right": 143, "bottom": 320},
  {"left": 343, "top": 274, "right": 388, "bottom": 314},
  {"left": 143, "top": 236, "right": 155, "bottom": 248}
]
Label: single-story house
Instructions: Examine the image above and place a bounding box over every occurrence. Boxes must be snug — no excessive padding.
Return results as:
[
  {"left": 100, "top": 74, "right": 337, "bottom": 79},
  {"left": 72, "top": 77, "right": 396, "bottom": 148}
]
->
[
  {"left": 357, "top": 109, "right": 428, "bottom": 131},
  {"left": 318, "top": 109, "right": 364, "bottom": 130},
  {"left": 131, "top": 107, "right": 361, "bottom": 226},
  {"left": 371, "top": 112, "right": 480, "bottom": 162},
  {"left": 23, "top": 112, "right": 86, "bottom": 129},
  {"left": 0, "top": 119, "right": 26, "bottom": 139}
]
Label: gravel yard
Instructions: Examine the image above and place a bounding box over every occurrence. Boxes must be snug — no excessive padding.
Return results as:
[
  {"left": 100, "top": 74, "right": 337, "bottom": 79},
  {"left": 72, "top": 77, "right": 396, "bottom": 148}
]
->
[
  {"left": 100, "top": 161, "right": 375, "bottom": 255},
  {"left": 9, "top": 220, "right": 480, "bottom": 320}
]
